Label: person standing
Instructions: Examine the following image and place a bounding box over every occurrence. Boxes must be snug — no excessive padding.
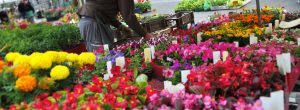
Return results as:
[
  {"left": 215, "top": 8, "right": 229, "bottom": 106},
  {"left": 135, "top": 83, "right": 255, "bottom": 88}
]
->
[
  {"left": 18, "top": 0, "right": 35, "bottom": 23},
  {"left": 78, "top": 0, "right": 154, "bottom": 52},
  {"left": 0, "top": 10, "right": 9, "bottom": 24}
]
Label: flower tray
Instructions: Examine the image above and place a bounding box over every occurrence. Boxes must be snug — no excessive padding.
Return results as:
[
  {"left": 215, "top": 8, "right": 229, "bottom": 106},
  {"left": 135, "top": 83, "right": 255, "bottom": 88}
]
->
[
  {"left": 63, "top": 42, "right": 87, "bottom": 54},
  {"left": 149, "top": 62, "right": 166, "bottom": 81},
  {"left": 210, "top": 6, "right": 229, "bottom": 11},
  {"left": 141, "top": 18, "right": 170, "bottom": 32},
  {"left": 166, "top": 11, "right": 195, "bottom": 29}
]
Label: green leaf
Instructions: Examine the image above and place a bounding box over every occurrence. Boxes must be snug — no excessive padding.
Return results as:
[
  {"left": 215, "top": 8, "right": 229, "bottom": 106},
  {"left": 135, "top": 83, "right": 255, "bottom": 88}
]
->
[
  {"left": 111, "top": 81, "right": 120, "bottom": 90},
  {"left": 102, "top": 104, "right": 113, "bottom": 110}
]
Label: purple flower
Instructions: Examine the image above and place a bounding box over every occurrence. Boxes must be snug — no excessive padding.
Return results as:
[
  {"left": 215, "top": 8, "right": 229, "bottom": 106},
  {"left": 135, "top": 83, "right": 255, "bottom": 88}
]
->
[
  {"left": 171, "top": 60, "right": 181, "bottom": 70},
  {"left": 183, "top": 62, "right": 193, "bottom": 70}
]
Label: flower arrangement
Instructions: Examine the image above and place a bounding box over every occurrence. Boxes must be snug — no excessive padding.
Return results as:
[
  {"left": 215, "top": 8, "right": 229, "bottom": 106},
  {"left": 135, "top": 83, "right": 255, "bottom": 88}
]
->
[
  {"left": 59, "top": 13, "right": 79, "bottom": 24},
  {"left": 202, "top": 21, "right": 264, "bottom": 46},
  {"left": 0, "top": 51, "right": 96, "bottom": 107},
  {"left": 7, "top": 66, "right": 151, "bottom": 109},
  {"left": 146, "top": 90, "right": 263, "bottom": 110}
]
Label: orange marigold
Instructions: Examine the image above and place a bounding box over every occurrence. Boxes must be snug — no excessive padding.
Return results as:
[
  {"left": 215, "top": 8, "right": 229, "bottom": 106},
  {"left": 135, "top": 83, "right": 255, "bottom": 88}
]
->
[
  {"left": 0, "top": 60, "right": 5, "bottom": 72},
  {"left": 13, "top": 64, "right": 31, "bottom": 77},
  {"left": 16, "top": 75, "right": 37, "bottom": 92},
  {"left": 38, "top": 77, "right": 54, "bottom": 90}
]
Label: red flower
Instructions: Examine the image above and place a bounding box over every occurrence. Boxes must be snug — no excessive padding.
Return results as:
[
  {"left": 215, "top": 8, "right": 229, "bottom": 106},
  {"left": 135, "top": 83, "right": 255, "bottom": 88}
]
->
[
  {"left": 115, "top": 100, "right": 128, "bottom": 109},
  {"left": 273, "top": 82, "right": 283, "bottom": 90},
  {"left": 125, "top": 70, "right": 134, "bottom": 79},
  {"left": 111, "top": 66, "right": 121, "bottom": 76},
  {"left": 88, "top": 84, "right": 102, "bottom": 93},
  {"left": 124, "top": 86, "right": 139, "bottom": 95},
  {"left": 74, "top": 84, "right": 84, "bottom": 95},
  {"left": 130, "top": 96, "right": 138, "bottom": 108},
  {"left": 87, "top": 96, "right": 98, "bottom": 103},
  {"left": 120, "top": 76, "right": 129, "bottom": 84},
  {"left": 92, "top": 75, "right": 103, "bottom": 86},
  {"left": 9, "top": 105, "right": 17, "bottom": 110},
  {"left": 103, "top": 93, "right": 117, "bottom": 105},
  {"left": 261, "top": 80, "right": 269, "bottom": 90},
  {"left": 146, "top": 86, "right": 155, "bottom": 97},
  {"left": 218, "top": 73, "right": 231, "bottom": 88},
  {"left": 52, "top": 92, "right": 62, "bottom": 101},
  {"left": 35, "top": 93, "right": 49, "bottom": 100},
  {"left": 66, "top": 93, "right": 78, "bottom": 105},
  {"left": 124, "top": 58, "right": 132, "bottom": 68}
]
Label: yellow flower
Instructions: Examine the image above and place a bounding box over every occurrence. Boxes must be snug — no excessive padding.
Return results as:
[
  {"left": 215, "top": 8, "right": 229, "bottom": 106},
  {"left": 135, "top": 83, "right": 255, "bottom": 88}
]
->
[
  {"left": 38, "top": 77, "right": 54, "bottom": 90},
  {"left": 66, "top": 53, "right": 79, "bottom": 63},
  {"left": 16, "top": 75, "right": 37, "bottom": 92},
  {"left": 57, "top": 52, "right": 68, "bottom": 63},
  {"left": 30, "top": 52, "right": 43, "bottom": 58},
  {"left": 5, "top": 52, "right": 21, "bottom": 62},
  {"left": 13, "top": 64, "right": 31, "bottom": 77},
  {"left": 44, "top": 51, "right": 59, "bottom": 62},
  {"left": 78, "top": 52, "right": 96, "bottom": 65},
  {"left": 50, "top": 65, "right": 70, "bottom": 80},
  {"left": 13, "top": 55, "right": 30, "bottom": 66},
  {"left": 30, "top": 55, "right": 52, "bottom": 70}
]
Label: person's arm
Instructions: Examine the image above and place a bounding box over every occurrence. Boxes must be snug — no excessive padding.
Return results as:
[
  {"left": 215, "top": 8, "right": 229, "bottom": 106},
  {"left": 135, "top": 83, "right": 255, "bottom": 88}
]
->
[
  {"left": 29, "top": 3, "right": 34, "bottom": 12},
  {"left": 18, "top": 3, "right": 22, "bottom": 13},
  {"left": 118, "top": 0, "right": 147, "bottom": 37}
]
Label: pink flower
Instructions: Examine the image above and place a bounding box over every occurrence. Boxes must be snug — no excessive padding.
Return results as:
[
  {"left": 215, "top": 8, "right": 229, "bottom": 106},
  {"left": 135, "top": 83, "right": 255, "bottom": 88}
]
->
[
  {"left": 163, "top": 69, "right": 174, "bottom": 78},
  {"left": 203, "top": 95, "right": 212, "bottom": 109}
]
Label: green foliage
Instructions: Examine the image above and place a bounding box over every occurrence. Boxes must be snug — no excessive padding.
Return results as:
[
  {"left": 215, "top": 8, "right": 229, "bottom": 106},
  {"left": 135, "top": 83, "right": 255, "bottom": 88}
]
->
[
  {"left": 0, "top": 24, "right": 82, "bottom": 54},
  {"left": 135, "top": 1, "right": 152, "bottom": 11}
]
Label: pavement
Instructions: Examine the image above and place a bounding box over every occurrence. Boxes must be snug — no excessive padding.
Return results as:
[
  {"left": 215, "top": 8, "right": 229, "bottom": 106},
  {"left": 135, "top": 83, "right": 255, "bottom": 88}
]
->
[{"left": 143, "top": 0, "right": 300, "bottom": 22}]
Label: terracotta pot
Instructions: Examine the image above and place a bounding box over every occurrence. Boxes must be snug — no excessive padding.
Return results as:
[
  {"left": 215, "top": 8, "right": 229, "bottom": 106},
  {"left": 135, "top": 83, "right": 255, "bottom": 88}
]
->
[
  {"left": 63, "top": 42, "right": 87, "bottom": 54},
  {"left": 149, "top": 62, "right": 166, "bottom": 81}
]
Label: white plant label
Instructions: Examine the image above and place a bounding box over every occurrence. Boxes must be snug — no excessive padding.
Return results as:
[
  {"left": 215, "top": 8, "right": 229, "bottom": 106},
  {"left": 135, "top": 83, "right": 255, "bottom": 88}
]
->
[
  {"left": 234, "top": 41, "right": 239, "bottom": 47},
  {"left": 197, "top": 32, "right": 202, "bottom": 43},
  {"left": 150, "top": 46, "right": 155, "bottom": 59},
  {"left": 297, "top": 38, "right": 300, "bottom": 46},
  {"left": 103, "top": 44, "right": 109, "bottom": 51},
  {"left": 144, "top": 48, "right": 152, "bottom": 63},
  {"left": 275, "top": 20, "right": 279, "bottom": 29},
  {"left": 116, "top": 57, "right": 125, "bottom": 69},
  {"left": 181, "top": 70, "right": 191, "bottom": 83},
  {"left": 222, "top": 51, "right": 229, "bottom": 61},
  {"left": 250, "top": 35, "right": 258, "bottom": 45},
  {"left": 172, "top": 40, "right": 178, "bottom": 44},
  {"left": 282, "top": 53, "right": 291, "bottom": 74},
  {"left": 213, "top": 51, "right": 221, "bottom": 64}
]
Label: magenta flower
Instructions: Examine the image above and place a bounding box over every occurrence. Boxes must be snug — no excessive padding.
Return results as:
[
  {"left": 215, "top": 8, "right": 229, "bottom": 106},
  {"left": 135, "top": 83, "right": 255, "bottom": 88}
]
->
[{"left": 163, "top": 69, "right": 174, "bottom": 78}]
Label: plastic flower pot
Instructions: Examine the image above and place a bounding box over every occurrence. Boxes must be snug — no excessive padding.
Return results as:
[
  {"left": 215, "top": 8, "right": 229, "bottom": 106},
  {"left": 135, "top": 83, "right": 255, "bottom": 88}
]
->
[
  {"left": 63, "top": 42, "right": 87, "bottom": 54},
  {"left": 149, "top": 62, "right": 166, "bottom": 81}
]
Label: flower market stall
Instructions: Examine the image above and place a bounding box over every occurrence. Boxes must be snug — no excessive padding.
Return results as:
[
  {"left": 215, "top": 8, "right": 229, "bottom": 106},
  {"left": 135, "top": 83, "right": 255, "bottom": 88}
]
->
[{"left": 0, "top": 6, "right": 300, "bottom": 110}]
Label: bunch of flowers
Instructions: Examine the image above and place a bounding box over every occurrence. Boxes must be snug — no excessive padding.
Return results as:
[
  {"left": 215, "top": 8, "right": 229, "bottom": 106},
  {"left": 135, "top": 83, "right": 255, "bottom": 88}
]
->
[
  {"left": 202, "top": 21, "right": 264, "bottom": 46},
  {"left": 235, "top": 14, "right": 274, "bottom": 27},
  {"left": 285, "top": 10, "right": 300, "bottom": 22},
  {"left": 187, "top": 58, "right": 285, "bottom": 98},
  {"left": 0, "top": 51, "right": 96, "bottom": 107},
  {"left": 8, "top": 66, "right": 151, "bottom": 110},
  {"left": 59, "top": 13, "right": 79, "bottom": 24},
  {"left": 155, "top": 39, "right": 237, "bottom": 83},
  {"left": 146, "top": 90, "right": 263, "bottom": 110},
  {"left": 241, "top": 6, "right": 283, "bottom": 22},
  {"left": 171, "top": 14, "right": 231, "bottom": 42},
  {"left": 261, "top": 29, "right": 300, "bottom": 44}
]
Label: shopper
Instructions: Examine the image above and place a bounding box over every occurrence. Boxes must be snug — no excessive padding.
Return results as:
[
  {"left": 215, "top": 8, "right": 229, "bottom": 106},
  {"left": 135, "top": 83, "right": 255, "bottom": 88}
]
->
[
  {"left": 0, "top": 10, "right": 9, "bottom": 24},
  {"left": 18, "top": 0, "right": 35, "bottom": 23},
  {"left": 78, "top": 0, "right": 154, "bottom": 52}
]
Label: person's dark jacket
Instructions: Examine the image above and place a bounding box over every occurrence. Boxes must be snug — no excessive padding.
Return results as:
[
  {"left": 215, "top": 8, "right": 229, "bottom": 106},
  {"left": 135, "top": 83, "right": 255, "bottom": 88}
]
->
[
  {"left": 18, "top": 2, "right": 35, "bottom": 14},
  {"left": 0, "top": 11, "right": 9, "bottom": 23},
  {"left": 78, "top": 0, "right": 147, "bottom": 37}
]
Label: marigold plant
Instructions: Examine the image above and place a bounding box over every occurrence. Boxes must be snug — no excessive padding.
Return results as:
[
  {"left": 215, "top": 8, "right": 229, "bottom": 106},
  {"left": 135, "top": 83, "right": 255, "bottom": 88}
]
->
[{"left": 15, "top": 75, "right": 37, "bottom": 92}]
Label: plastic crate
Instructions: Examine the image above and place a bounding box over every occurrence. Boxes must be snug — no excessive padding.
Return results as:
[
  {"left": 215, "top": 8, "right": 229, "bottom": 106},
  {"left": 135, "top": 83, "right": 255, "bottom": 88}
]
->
[
  {"left": 166, "top": 11, "right": 195, "bottom": 28},
  {"left": 141, "top": 18, "right": 169, "bottom": 32}
]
